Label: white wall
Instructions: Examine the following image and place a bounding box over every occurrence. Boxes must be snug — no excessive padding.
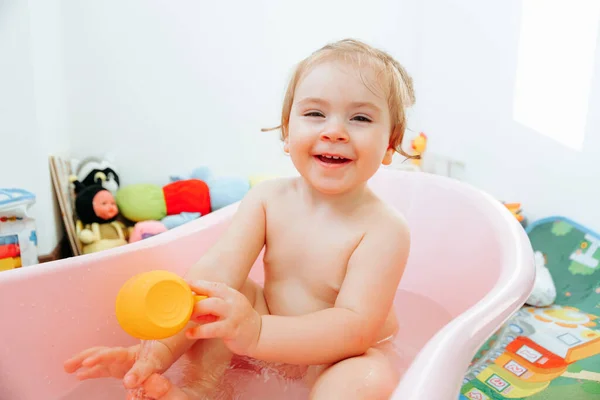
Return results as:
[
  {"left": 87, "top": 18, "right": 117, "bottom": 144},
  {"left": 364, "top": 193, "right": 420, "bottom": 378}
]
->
[
  {"left": 60, "top": 0, "right": 419, "bottom": 186},
  {"left": 411, "top": 0, "right": 600, "bottom": 231},
  {"left": 4, "top": 0, "right": 600, "bottom": 256},
  {"left": 0, "top": 1, "right": 68, "bottom": 255}
]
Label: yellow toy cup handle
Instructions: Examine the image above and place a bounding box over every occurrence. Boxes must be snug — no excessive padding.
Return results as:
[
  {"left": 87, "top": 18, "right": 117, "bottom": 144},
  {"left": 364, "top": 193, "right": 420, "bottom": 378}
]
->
[{"left": 194, "top": 295, "right": 208, "bottom": 303}]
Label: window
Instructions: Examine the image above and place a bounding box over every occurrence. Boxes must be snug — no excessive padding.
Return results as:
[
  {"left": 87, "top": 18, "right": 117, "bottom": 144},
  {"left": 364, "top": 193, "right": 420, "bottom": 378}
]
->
[{"left": 513, "top": 0, "right": 600, "bottom": 150}]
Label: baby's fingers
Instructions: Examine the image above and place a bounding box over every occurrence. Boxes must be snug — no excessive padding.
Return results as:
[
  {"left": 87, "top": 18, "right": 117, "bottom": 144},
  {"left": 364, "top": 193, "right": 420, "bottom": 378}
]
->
[
  {"left": 191, "top": 297, "right": 228, "bottom": 321},
  {"left": 188, "top": 280, "right": 232, "bottom": 299},
  {"left": 81, "top": 347, "right": 131, "bottom": 367},
  {"left": 64, "top": 347, "right": 106, "bottom": 373},
  {"left": 75, "top": 364, "right": 111, "bottom": 380},
  {"left": 124, "top": 359, "right": 160, "bottom": 389},
  {"left": 186, "top": 321, "right": 229, "bottom": 340}
]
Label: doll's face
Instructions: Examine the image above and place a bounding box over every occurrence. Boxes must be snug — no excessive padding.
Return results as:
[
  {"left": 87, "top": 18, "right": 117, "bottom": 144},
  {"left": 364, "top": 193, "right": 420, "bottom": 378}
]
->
[{"left": 92, "top": 190, "right": 118, "bottom": 220}]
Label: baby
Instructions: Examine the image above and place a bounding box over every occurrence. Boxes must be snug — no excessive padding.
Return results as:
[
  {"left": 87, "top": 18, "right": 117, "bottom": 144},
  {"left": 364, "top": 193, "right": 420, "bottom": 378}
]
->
[{"left": 64, "top": 38, "right": 415, "bottom": 400}]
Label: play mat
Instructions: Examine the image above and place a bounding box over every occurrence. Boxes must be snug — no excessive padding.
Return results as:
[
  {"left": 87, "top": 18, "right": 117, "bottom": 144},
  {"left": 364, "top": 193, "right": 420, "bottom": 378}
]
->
[{"left": 460, "top": 217, "right": 600, "bottom": 399}]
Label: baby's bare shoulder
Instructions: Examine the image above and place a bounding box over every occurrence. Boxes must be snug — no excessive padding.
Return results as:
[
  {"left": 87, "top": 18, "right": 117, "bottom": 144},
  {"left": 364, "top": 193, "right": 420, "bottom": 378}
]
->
[
  {"left": 251, "top": 177, "right": 298, "bottom": 203},
  {"left": 363, "top": 196, "right": 410, "bottom": 244}
]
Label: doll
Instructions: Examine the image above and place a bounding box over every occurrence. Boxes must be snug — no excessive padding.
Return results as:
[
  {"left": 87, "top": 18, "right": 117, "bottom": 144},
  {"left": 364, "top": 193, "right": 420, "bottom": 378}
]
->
[{"left": 71, "top": 178, "right": 129, "bottom": 254}]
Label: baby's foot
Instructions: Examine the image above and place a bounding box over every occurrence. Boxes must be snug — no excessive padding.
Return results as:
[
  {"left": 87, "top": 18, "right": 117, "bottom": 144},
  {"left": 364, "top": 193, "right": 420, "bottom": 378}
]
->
[{"left": 64, "top": 346, "right": 137, "bottom": 380}]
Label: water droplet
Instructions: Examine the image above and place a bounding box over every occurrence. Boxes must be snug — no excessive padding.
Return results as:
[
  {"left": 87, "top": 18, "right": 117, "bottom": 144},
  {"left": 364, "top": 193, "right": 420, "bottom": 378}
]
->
[
  {"left": 72, "top": 316, "right": 75, "bottom": 320},
  {"left": 20, "top": 303, "right": 24, "bottom": 307},
  {"left": 87, "top": 268, "right": 91, "bottom": 272},
  {"left": 31, "top": 303, "right": 36, "bottom": 307},
  {"left": 96, "top": 328, "right": 100, "bottom": 332},
  {"left": 68, "top": 276, "right": 72, "bottom": 281}
]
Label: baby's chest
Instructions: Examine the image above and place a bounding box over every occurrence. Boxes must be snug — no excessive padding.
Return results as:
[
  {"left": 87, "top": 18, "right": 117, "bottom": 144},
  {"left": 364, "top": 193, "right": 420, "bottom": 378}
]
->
[{"left": 264, "top": 213, "right": 364, "bottom": 288}]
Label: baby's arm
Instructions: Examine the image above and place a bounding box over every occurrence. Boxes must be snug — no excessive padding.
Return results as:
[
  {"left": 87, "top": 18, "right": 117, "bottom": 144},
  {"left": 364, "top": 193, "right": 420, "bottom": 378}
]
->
[
  {"left": 248, "top": 214, "right": 410, "bottom": 365},
  {"left": 123, "top": 182, "right": 270, "bottom": 385},
  {"left": 158, "top": 181, "right": 269, "bottom": 352}
]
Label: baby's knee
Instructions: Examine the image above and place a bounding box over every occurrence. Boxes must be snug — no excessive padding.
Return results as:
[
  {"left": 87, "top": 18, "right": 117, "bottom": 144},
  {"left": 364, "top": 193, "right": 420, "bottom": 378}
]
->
[
  {"left": 360, "top": 361, "right": 397, "bottom": 399},
  {"left": 311, "top": 349, "right": 398, "bottom": 400}
]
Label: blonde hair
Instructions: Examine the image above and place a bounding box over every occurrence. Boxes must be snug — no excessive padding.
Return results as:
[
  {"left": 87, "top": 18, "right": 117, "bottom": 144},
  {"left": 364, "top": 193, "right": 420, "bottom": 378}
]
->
[{"left": 262, "top": 38, "right": 417, "bottom": 159}]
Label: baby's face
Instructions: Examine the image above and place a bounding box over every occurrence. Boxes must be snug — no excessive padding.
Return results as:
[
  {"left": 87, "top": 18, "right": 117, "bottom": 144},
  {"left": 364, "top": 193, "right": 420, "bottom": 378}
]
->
[{"left": 286, "top": 60, "right": 393, "bottom": 195}]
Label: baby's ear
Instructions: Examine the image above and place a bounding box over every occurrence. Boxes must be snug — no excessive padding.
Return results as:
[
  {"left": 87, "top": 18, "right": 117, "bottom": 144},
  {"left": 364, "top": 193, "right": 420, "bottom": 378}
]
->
[
  {"left": 382, "top": 147, "right": 394, "bottom": 165},
  {"left": 283, "top": 137, "right": 290, "bottom": 154}
]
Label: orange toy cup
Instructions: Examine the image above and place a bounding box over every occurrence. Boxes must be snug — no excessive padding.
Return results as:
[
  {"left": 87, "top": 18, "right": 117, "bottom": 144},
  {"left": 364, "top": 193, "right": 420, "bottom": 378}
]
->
[{"left": 115, "top": 270, "right": 207, "bottom": 340}]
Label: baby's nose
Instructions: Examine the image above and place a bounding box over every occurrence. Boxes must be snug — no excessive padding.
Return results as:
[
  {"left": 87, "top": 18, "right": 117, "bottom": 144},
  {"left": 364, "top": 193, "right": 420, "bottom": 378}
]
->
[{"left": 320, "top": 126, "right": 349, "bottom": 143}]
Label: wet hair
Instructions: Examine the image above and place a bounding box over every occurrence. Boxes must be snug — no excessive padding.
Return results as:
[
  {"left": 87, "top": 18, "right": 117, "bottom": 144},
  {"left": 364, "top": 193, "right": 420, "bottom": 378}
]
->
[{"left": 263, "top": 38, "right": 417, "bottom": 159}]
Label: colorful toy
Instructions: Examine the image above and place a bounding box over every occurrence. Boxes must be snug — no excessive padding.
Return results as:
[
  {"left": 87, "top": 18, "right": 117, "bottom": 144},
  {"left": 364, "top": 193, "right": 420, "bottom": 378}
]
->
[
  {"left": 115, "top": 270, "right": 207, "bottom": 340},
  {"left": 410, "top": 132, "right": 427, "bottom": 166},
  {"left": 129, "top": 220, "right": 168, "bottom": 243},
  {"left": 116, "top": 179, "right": 210, "bottom": 223},
  {"left": 0, "top": 189, "right": 38, "bottom": 269},
  {"left": 503, "top": 202, "right": 528, "bottom": 228},
  {"left": 171, "top": 166, "right": 250, "bottom": 212}
]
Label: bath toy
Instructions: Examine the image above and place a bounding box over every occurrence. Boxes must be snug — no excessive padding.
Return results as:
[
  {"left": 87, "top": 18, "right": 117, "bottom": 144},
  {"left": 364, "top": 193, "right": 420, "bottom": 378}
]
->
[
  {"left": 115, "top": 270, "right": 207, "bottom": 340},
  {"left": 410, "top": 132, "right": 427, "bottom": 166}
]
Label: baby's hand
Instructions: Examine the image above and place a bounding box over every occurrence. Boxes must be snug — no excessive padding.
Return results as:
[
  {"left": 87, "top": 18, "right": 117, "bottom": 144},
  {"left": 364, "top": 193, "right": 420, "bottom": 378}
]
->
[
  {"left": 63, "top": 341, "right": 174, "bottom": 389},
  {"left": 186, "top": 280, "right": 261, "bottom": 356},
  {"left": 63, "top": 345, "right": 138, "bottom": 381}
]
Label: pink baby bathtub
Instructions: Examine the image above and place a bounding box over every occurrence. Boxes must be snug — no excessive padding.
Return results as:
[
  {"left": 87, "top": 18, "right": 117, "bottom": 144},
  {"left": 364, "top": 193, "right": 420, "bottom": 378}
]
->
[{"left": 0, "top": 168, "right": 535, "bottom": 400}]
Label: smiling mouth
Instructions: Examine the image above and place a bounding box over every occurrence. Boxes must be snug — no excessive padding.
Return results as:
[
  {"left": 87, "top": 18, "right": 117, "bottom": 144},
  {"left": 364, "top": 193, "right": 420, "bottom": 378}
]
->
[{"left": 315, "top": 155, "right": 351, "bottom": 164}]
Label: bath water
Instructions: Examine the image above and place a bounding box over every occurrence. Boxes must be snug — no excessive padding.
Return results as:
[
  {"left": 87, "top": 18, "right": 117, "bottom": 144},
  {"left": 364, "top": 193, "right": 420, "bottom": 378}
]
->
[{"left": 58, "top": 290, "right": 450, "bottom": 399}]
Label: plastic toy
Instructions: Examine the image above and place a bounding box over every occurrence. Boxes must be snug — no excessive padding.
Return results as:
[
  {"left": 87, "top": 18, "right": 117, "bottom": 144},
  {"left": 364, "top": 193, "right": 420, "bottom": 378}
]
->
[
  {"left": 410, "top": 132, "right": 427, "bottom": 166},
  {"left": 115, "top": 270, "right": 207, "bottom": 340},
  {"left": 0, "top": 188, "right": 38, "bottom": 269},
  {"left": 503, "top": 202, "right": 528, "bottom": 227}
]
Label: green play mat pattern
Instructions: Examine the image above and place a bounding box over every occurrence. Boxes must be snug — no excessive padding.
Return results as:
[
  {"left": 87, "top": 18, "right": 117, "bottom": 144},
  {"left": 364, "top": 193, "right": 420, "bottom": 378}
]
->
[{"left": 460, "top": 217, "right": 600, "bottom": 399}]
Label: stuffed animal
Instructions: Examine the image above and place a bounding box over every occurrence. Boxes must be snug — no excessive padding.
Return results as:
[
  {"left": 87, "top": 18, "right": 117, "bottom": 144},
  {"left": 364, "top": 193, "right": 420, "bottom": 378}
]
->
[
  {"left": 70, "top": 177, "right": 129, "bottom": 254},
  {"left": 170, "top": 166, "right": 250, "bottom": 212},
  {"left": 525, "top": 251, "right": 557, "bottom": 307},
  {"left": 71, "top": 156, "right": 120, "bottom": 195},
  {"left": 161, "top": 212, "right": 201, "bottom": 230},
  {"left": 129, "top": 220, "right": 168, "bottom": 243},
  {"left": 116, "top": 179, "right": 210, "bottom": 223}
]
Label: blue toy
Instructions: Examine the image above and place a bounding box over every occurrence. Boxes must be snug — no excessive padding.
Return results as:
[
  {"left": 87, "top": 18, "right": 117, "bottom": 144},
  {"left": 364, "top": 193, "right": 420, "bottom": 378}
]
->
[{"left": 170, "top": 167, "right": 250, "bottom": 212}]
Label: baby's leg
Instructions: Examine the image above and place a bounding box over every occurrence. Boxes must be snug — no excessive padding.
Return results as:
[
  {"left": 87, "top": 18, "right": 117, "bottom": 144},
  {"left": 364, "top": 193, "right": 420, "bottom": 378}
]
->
[
  {"left": 308, "top": 347, "right": 398, "bottom": 400},
  {"left": 143, "top": 279, "right": 269, "bottom": 399}
]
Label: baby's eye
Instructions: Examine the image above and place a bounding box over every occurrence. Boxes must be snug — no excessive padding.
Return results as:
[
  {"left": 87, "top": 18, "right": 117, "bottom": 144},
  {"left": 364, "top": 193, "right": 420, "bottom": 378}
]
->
[
  {"left": 304, "top": 111, "right": 325, "bottom": 118},
  {"left": 352, "top": 115, "right": 372, "bottom": 123}
]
